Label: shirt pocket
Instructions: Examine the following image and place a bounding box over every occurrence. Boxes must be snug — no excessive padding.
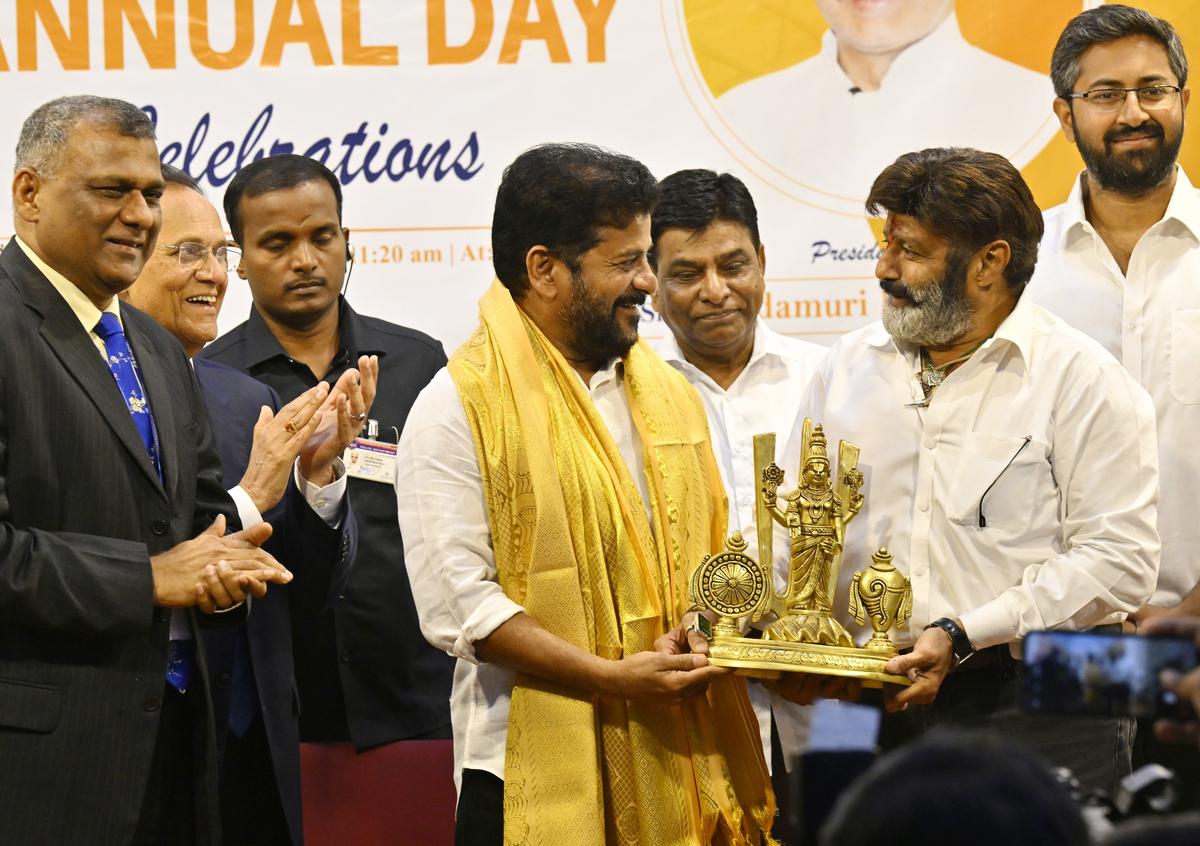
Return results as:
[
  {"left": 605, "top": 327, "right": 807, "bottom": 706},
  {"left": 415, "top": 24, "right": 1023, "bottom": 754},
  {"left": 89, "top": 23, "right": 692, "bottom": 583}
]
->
[
  {"left": 945, "top": 433, "right": 1054, "bottom": 532},
  {"left": 1169, "top": 310, "right": 1200, "bottom": 404}
]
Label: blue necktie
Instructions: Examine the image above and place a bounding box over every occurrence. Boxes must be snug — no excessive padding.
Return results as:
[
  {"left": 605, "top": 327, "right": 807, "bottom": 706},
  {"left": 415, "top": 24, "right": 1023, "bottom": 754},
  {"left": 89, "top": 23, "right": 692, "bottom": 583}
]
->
[
  {"left": 94, "top": 313, "right": 162, "bottom": 480},
  {"left": 94, "top": 314, "right": 193, "bottom": 691}
]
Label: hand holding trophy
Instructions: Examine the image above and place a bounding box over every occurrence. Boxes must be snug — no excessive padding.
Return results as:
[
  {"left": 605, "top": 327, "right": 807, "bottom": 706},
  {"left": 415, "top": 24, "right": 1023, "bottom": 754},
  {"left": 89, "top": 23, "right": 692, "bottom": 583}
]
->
[{"left": 689, "top": 418, "right": 913, "bottom": 687}]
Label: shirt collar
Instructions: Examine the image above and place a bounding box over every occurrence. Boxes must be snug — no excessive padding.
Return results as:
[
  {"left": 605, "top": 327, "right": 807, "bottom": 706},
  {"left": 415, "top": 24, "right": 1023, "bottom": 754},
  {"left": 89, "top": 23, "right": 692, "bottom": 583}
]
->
[
  {"left": 821, "top": 12, "right": 967, "bottom": 94},
  {"left": 240, "top": 295, "right": 385, "bottom": 368},
  {"left": 14, "top": 235, "right": 121, "bottom": 333},
  {"left": 1060, "top": 166, "right": 1200, "bottom": 247}
]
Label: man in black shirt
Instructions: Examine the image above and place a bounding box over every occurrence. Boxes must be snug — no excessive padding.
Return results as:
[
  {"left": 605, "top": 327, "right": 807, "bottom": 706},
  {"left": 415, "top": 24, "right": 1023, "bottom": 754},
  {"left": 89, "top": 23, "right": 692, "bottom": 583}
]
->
[{"left": 200, "top": 156, "right": 453, "bottom": 773}]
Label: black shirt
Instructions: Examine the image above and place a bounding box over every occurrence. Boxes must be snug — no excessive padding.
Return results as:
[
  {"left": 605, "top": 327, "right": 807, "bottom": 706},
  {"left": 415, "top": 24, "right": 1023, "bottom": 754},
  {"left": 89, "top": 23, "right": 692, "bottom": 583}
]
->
[{"left": 200, "top": 298, "right": 453, "bottom": 749}]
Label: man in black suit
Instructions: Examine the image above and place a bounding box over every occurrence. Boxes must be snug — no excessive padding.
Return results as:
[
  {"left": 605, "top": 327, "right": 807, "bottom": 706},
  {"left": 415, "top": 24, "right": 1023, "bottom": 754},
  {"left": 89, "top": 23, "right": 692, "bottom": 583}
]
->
[
  {"left": 200, "top": 156, "right": 452, "bottom": 810},
  {"left": 0, "top": 97, "right": 292, "bottom": 845},
  {"left": 123, "top": 165, "right": 369, "bottom": 845}
]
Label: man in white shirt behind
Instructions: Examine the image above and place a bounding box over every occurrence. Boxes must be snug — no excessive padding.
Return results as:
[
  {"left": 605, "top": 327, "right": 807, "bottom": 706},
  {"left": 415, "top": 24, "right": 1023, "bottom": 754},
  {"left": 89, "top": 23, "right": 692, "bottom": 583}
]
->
[
  {"left": 1026, "top": 4, "right": 1200, "bottom": 804},
  {"left": 1030, "top": 5, "right": 1195, "bottom": 624},
  {"left": 650, "top": 168, "right": 878, "bottom": 838},
  {"left": 799, "top": 147, "right": 1158, "bottom": 795},
  {"left": 717, "top": 0, "right": 1055, "bottom": 201}
]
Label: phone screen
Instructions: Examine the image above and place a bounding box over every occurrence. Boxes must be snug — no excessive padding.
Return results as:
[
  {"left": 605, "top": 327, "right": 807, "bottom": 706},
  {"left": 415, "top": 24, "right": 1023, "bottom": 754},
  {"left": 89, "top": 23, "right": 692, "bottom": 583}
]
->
[{"left": 1022, "top": 629, "right": 1198, "bottom": 719}]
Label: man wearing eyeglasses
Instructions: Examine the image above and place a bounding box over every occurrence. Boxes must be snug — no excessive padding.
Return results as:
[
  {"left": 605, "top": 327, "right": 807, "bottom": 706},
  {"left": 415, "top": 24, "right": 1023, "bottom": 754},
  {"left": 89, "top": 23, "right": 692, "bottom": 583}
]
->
[
  {"left": 123, "top": 165, "right": 364, "bottom": 845},
  {"left": 1028, "top": 4, "right": 1200, "bottom": 804}
]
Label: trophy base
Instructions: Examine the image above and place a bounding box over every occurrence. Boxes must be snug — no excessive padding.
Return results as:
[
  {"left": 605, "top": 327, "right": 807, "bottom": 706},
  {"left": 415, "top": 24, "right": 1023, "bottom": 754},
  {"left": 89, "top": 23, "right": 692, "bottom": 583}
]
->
[{"left": 707, "top": 636, "right": 912, "bottom": 687}]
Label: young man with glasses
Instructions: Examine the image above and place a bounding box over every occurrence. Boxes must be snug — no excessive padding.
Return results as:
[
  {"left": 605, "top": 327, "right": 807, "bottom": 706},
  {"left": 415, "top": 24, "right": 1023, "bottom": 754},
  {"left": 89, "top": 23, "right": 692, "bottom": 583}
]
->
[
  {"left": 1032, "top": 5, "right": 1193, "bottom": 624},
  {"left": 1028, "top": 4, "right": 1200, "bottom": 804},
  {"left": 122, "top": 165, "right": 365, "bottom": 844}
]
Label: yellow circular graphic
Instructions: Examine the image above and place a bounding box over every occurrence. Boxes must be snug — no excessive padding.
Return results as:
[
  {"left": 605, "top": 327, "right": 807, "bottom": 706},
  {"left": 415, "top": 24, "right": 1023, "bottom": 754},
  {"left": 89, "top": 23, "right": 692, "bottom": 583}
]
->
[{"left": 667, "top": 0, "right": 1199, "bottom": 214}]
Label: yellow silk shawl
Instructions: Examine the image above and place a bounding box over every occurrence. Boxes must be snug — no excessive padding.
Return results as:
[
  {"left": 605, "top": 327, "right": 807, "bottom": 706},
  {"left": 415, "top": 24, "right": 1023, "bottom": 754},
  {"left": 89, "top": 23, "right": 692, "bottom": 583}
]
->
[{"left": 448, "top": 282, "right": 775, "bottom": 845}]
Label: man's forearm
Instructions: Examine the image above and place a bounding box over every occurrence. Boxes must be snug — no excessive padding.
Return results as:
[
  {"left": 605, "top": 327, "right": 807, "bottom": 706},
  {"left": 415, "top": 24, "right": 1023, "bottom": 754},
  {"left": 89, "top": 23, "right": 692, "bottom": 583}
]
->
[{"left": 475, "top": 612, "right": 615, "bottom": 696}]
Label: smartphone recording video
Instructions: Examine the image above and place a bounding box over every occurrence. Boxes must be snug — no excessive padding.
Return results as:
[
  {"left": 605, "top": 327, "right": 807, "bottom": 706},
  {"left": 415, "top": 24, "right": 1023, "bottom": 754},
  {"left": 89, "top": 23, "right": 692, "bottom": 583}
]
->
[{"left": 1022, "top": 629, "right": 1198, "bottom": 720}]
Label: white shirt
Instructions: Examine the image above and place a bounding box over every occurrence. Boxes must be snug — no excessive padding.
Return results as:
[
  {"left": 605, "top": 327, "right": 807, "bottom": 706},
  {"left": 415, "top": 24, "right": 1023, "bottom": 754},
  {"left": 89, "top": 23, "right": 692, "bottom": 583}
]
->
[
  {"left": 396, "top": 360, "right": 650, "bottom": 787},
  {"left": 717, "top": 14, "right": 1057, "bottom": 201},
  {"left": 1028, "top": 168, "right": 1200, "bottom": 606},
  {"left": 655, "top": 322, "right": 827, "bottom": 762},
  {"left": 793, "top": 296, "right": 1159, "bottom": 652}
]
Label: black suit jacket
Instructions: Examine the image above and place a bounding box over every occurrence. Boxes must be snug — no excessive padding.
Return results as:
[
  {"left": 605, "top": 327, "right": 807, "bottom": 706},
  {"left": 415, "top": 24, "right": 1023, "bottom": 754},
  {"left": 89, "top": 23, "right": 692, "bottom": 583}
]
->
[
  {"left": 194, "top": 356, "right": 356, "bottom": 845},
  {"left": 201, "top": 301, "right": 453, "bottom": 749},
  {"left": 0, "top": 241, "right": 238, "bottom": 844}
]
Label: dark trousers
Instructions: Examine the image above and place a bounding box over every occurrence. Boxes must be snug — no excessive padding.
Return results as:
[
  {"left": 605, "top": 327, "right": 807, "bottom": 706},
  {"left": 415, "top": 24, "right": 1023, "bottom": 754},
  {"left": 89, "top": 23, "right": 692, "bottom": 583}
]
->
[
  {"left": 220, "top": 716, "right": 292, "bottom": 846},
  {"left": 878, "top": 645, "right": 1133, "bottom": 796},
  {"left": 132, "top": 685, "right": 201, "bottom": 846},
  {"left": 456, "top": 768, "right": 503, "bottom": 846}
]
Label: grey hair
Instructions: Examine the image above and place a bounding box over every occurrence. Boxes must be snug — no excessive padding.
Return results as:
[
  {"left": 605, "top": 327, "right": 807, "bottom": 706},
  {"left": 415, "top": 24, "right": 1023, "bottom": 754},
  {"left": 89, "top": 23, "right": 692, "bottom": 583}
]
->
[
  {"left": 1051, "top": 5, "right": 1188, "bottom": 99},
  {"left": 14, "top": 95, "right": 156, "bottom": 174}
]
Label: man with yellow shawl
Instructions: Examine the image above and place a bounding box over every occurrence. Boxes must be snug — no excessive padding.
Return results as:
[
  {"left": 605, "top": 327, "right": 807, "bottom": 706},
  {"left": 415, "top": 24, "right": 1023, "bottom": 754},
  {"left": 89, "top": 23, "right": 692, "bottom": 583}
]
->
[{"left": 396, "top": 144, "right": 776, "bottom": 845}]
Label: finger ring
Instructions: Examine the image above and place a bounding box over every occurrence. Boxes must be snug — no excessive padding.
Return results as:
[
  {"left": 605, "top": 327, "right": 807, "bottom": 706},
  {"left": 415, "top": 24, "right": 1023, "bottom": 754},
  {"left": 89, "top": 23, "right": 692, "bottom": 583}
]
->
[
  {"left": 352, "top": 412, "right": 367, "bottom": 421},
  {"left": 686, "top": 616, "right": 712, "bottom": 641},
  {"left": 284, "top": 418, "right": 297, "bottom": 434}
]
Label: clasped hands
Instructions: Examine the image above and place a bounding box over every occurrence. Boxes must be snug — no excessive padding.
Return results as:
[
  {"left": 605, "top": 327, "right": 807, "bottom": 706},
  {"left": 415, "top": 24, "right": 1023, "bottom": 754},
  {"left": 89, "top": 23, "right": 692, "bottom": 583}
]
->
[
  {"left": 150, "top": 513, "right": 289, "bottom": 614},
  {"left": 239, "top": 354, "right": 380, "bottom": 512}
]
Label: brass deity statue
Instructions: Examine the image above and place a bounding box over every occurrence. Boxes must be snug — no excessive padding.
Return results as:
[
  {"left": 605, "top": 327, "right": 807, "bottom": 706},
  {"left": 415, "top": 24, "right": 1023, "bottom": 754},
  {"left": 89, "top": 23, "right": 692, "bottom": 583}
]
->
[
  {"left": 762, "top": 422, "right": 862, "bottom": 647},
  {"left": 689, "top": 418, "right": 913, "bottom": 686}
]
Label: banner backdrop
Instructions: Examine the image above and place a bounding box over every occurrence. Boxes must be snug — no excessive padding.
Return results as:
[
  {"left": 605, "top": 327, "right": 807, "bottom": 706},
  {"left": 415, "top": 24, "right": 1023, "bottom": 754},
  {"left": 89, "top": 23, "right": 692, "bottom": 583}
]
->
[{"left": 0, "top": 0, "right": 1196, "bottom": 350}]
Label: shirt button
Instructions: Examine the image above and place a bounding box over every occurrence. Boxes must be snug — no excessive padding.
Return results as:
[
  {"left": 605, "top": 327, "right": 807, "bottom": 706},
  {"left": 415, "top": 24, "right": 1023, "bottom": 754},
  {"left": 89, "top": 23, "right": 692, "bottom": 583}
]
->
[
  {"left": 316, "top": 499, "right": 328, "bottom": 508},
  {"left": 925, "top": 440, "right": 936, "bottom": 450},
  {"left": 919, "top": 502, "right": 929, "bottom": 512},
  {"left": 339, "top": 652, "right": 351, "bottom": 664},
  {"left": 1128, "top": 323, "right": 1138, "bottom": 332},
  {"left": 143, "top": 694, "right": 162, "bottom": 711},
  {"left": 914, "top": 566, "right": 927, "bottom": 577},
  {"left": 739, "top": 494, "right": 752, "bottom": 506},
  {"left": 150, "top": 519, "right": 168, "bottom": 536}
]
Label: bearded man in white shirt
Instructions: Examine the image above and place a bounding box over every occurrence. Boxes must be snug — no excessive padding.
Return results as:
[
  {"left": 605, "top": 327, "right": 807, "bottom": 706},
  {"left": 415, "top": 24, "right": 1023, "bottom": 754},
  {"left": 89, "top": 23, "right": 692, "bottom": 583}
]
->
[
  {"left": 649, "top": 168, "right": 826, "bottom": 841},
  {"left": 1029, "top": 6, "right": 1195, "bottom": 624},
  {"left": 1026, "top": 3, "right": 1200, "bottom": 806},
  {"left": 717, "top": 0, "right": 1054, "bottom": 202},
  {"left": 396, "top": 144, "right": 775, "bottom": 846},
  {"left": 797, "top": 146, "right": 1159, "bottom": 795}
]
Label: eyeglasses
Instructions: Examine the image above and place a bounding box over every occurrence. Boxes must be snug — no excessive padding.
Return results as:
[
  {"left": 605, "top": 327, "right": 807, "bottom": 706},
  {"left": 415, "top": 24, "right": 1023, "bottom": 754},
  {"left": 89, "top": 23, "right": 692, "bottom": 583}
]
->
[
  {"left": 1065, "top": 85, "right": 1182, "bottom": 113},
  {"left": 161, "top": 242, "right": 241, "bottom": 271}
]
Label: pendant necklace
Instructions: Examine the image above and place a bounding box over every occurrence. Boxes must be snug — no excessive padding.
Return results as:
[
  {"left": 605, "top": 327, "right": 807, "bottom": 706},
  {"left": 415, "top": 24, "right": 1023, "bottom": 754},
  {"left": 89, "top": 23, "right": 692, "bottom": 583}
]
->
[{"left": 919, "top": 338, "right": 989, "bottom": 392}]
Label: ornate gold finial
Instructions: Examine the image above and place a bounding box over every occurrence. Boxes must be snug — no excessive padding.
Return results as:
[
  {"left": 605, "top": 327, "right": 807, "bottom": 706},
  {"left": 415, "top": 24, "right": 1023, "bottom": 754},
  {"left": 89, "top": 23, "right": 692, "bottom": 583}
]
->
[
  {"left": 850, "top": 546, "right": 913, "bottom": 655},
  {"left": 809, "top": 424, "right": 829, "bottom": 463},
  {"left": 725, "top": 531, "right": 749, "bottom": 554}
]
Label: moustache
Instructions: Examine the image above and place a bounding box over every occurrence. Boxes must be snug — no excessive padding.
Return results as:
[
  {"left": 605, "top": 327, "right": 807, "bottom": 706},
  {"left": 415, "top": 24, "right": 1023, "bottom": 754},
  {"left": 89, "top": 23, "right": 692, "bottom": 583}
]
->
[
  {"left": 613, "top": 291, "right": 647, "bottom": 310},
  {"left": 879, "top": 278, "right": 919, "bottom": 303},
  {"left": 1105, "top": 122, "right": 1164, "bottom": 145}
]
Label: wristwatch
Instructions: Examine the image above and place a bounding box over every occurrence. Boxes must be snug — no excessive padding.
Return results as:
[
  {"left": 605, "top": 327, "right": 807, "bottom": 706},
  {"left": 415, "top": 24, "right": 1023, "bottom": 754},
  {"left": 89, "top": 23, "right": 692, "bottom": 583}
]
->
[{"left": 924, "top": 617, "right": 975, "bottom": 662}]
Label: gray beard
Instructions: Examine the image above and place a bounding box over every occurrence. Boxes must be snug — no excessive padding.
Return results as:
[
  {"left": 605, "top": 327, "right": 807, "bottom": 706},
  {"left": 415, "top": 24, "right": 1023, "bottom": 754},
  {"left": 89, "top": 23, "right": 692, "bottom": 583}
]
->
[{"left": 880, "top": 257, "right": 975, "bottom": 348}]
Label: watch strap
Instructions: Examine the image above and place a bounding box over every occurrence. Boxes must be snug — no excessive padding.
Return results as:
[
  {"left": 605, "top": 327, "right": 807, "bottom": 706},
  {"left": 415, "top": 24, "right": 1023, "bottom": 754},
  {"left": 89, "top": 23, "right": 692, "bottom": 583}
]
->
[{"left": 925, "top": 617, "right": 975, "bottom": 661}]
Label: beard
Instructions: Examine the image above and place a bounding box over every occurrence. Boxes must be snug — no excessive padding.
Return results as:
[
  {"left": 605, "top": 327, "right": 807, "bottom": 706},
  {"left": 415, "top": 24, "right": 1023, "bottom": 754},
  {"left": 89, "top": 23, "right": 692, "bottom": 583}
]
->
[
  {"left": 1076, "top": 118, "right": 1182, "bottom": 196},
  {"left": 880, "top": 249, "right": 974, "bottom": 348},
  {"left": 563, "top": 267, "right": 646, "bottom": 366}
]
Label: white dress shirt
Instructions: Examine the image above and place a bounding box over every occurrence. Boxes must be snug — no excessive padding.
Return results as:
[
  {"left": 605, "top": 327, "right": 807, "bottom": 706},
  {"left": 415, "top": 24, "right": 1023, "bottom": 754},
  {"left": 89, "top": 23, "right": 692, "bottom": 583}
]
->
[
  {"left": 793, "top": 295, "right": 1159, "bottom": 652},
  {"left": 396, "top": 360, "right": 650, "bottom": 788},
  {"left": 717, "top": 14, "right": 1056, "bottom": 201},
  {"left": 1028, "top": 168, "right": 1200, "bottom": 606},
  {"left": 656, "top": 321, "right": 830, "bottom": 762}
]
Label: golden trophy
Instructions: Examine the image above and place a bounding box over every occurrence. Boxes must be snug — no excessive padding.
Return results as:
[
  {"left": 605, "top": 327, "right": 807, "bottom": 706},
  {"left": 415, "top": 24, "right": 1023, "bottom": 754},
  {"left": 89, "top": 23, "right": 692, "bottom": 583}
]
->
[{"left": 689, "top": 419, "right": 913, "bottom": 687}]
